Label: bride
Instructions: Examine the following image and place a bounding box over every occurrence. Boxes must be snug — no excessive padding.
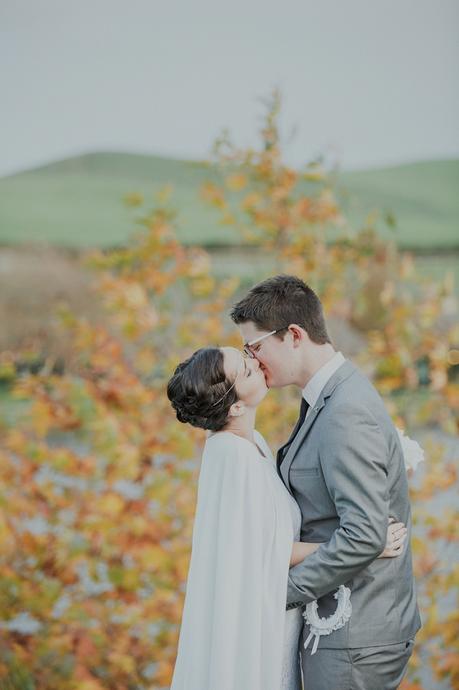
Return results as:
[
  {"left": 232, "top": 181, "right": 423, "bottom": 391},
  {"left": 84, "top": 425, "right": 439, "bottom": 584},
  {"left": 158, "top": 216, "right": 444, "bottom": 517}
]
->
[{"left": 166, "top": 346, "right": 407, "bottom": 690}]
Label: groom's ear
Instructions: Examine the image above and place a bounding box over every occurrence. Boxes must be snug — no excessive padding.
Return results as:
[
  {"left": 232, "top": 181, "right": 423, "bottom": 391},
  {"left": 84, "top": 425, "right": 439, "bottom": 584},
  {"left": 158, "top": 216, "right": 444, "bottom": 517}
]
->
[
  {"left": 288, "top": 324, "right": 305, "bottom": 348},
  {"left": 228, "top": 401, "right": 245, "bottom": 418}
]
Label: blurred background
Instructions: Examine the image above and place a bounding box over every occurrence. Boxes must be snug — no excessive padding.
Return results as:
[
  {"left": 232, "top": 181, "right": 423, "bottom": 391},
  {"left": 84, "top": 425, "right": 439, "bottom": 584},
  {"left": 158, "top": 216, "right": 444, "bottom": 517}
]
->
[{"left": 0, "top": 2, "right": 458, "bottom": 689}]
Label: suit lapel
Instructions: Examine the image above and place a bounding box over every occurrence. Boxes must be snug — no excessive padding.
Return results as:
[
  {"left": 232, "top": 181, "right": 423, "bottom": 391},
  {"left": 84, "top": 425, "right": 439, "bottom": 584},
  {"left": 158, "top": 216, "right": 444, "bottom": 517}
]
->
[
  {"left": 279, "top": 360, "right": 356, "bottom": 490},
  {"left": 279, "top": 401, "right": 324, "bottom": 487},
  {"left": 276, "top": 403, "right": 307, "bottom": 472}
]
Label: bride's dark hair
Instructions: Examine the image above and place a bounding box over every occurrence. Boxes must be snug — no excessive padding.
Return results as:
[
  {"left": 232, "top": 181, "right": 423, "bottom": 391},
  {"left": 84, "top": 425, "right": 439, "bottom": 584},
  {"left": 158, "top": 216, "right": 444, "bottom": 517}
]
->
[{"left": 167, "top": 347, "right": 238, "bottom": 432}]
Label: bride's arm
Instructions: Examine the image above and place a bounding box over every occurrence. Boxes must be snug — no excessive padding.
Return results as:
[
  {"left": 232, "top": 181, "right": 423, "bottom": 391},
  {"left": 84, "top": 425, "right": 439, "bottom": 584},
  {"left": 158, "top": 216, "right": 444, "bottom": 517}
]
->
[
  {"left": 290, "top": 541, "right": 320, "bottom": 566},
  {"left": 290, "top": 519, "right": 407, "bottom": 567}
]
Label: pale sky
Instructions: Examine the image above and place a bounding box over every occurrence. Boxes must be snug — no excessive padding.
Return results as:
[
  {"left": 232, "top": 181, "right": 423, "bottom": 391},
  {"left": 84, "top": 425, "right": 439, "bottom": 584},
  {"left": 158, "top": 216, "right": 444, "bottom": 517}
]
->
[{"left": 1, "top": 0, "right": 458, "bottom": 176}]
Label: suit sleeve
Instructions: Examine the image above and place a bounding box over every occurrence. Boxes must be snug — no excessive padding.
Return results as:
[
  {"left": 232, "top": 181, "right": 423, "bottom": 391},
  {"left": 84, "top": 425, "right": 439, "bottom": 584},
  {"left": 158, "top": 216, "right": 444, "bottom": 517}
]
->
[{"left": 286, "top": 403, "right": 389, "bottom": 606}]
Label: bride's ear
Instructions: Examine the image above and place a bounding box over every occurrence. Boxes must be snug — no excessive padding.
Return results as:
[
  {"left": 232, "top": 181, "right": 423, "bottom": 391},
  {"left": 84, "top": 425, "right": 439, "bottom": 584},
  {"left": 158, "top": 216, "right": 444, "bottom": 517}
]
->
[{"left": 228, "top": 400, "right": 245, "bottom": 418}]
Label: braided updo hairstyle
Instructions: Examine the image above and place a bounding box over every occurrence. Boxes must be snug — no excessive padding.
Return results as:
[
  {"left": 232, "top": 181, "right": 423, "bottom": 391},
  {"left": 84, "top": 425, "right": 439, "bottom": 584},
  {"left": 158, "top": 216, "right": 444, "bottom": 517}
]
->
[{"left": 167, "top": 347, "right": 238, "bottom": 432}]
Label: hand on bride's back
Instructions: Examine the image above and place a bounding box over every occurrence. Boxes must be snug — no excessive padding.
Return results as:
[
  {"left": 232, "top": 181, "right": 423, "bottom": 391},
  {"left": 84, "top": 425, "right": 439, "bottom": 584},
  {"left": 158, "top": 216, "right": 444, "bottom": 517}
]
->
[{"left": 378, "top": 518, "right": 407, "bottom": 558}]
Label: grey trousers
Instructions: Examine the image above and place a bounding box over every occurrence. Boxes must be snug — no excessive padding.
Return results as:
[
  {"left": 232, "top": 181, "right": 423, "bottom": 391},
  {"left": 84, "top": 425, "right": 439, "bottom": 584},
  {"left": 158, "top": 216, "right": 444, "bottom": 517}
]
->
[{"left": 301, "top": 639, "right": 415, "bottom": 690}]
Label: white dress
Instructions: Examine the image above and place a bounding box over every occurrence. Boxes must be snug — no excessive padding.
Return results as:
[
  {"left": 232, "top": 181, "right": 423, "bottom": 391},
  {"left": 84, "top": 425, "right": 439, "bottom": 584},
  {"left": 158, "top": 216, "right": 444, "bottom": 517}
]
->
[
  {"left": 170, "top": 429, "right": 303, "bottom": 690},
  {"left": 256, "top": 432, "right": 304, "bottom": 690}
]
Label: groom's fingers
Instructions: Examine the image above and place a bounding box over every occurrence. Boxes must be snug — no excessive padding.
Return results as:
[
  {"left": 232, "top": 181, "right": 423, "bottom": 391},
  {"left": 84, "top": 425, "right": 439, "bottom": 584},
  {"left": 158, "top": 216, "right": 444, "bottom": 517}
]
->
[
  {"left": 389, "top": 522, "right": 407, "bottom": 535},
  {"left": 392, "top": 534, "right": 407, "bottom": 550},
  {"left": 385, "top": 522, "right": 408, "bottom": 555},
  {"left": 393, "top": 532, "right": 406, "bottom": 542},
  {"left": 388, "top": 532, "right": 407, "bottom": 548},
  {"left": 388, "top": 525, "right": 405, "bottom": 542}
]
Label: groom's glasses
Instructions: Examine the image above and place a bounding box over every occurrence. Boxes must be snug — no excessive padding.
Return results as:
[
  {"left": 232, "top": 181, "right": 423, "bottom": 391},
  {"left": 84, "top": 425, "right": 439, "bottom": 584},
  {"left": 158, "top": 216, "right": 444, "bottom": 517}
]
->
[{"left": 243, "top": 327, "right": 289, "bottom": 358}]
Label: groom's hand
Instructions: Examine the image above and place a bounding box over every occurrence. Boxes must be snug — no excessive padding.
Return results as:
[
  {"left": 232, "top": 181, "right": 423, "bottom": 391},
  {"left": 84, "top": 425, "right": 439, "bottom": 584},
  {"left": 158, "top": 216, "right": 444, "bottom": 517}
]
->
[{"left": 379, "top": 518, "right": 407, "bottom": 558}]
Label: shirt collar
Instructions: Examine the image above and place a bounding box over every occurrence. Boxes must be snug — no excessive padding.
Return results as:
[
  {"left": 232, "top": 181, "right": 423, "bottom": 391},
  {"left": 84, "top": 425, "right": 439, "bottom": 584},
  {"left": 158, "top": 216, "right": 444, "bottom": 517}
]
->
[{"left": 302, "top": 351, "right": 346, "bottom": 409}]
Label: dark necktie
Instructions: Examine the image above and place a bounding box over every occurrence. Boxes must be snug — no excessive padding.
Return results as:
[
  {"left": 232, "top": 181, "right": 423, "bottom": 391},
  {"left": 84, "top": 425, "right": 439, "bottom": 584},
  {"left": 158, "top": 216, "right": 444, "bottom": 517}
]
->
[
  {"left": 296, "top": 397, "right": 309, "bottom": 432},
  {"left": 277, "top": 397, "right": 310, "bottom": 470}
]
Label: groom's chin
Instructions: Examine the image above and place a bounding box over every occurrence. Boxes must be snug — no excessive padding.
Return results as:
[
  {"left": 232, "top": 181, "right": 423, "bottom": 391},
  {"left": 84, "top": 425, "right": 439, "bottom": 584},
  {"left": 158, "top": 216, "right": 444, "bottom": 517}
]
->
[
  {"left": 264, "top": 375, "right": 276, "bottom": 389},
  {"left": 264, "top": 376, "right": 284, "bottom": 389}
]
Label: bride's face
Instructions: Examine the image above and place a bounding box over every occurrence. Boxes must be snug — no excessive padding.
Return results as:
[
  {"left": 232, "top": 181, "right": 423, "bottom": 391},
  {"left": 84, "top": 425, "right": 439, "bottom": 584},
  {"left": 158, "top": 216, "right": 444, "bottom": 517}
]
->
[{"left": 221, "top": 347, "right": 268, "bottom": 407}]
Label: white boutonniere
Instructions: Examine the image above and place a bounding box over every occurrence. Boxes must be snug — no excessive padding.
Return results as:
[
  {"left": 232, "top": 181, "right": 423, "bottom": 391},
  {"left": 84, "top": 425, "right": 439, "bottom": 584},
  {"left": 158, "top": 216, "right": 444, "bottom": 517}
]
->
[{"left": 396, "top": 427, "right": 425, "bottom": 473}]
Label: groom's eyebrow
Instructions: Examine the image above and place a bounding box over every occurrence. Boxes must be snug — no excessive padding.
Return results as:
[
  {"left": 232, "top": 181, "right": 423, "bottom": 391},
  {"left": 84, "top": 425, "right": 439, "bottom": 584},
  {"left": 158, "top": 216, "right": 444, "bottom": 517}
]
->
[{"left": 243, "top": 359, "right": 248, "bottom": 376}]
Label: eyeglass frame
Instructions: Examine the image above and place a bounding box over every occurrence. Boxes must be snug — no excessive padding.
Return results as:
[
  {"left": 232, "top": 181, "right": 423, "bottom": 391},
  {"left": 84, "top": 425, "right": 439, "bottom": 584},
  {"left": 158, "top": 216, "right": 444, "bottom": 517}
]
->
[
  {"left": 243, "top": 326, "right": 290, "bottom": 359},
  {"left": 212, "top": 327, "right": 290, "bottom": 407}
]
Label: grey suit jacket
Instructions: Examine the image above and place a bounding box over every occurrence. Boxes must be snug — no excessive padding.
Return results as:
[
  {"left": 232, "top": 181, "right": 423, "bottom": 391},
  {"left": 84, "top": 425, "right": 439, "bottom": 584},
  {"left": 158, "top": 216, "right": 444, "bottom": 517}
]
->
[{"left": 278, "top": 360, "right": 422, "bottom": 648}]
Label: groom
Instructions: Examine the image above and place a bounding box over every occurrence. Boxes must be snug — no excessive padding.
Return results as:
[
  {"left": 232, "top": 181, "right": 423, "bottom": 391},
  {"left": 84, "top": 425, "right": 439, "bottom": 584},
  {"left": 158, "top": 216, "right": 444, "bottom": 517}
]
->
[{"left": 231, "top": 275, "right": 421, "bottom": 690}]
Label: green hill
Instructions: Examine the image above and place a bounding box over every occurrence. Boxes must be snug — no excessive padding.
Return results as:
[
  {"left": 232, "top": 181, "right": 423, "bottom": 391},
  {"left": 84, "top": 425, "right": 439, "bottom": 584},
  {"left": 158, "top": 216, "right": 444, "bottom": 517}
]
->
[
  {"left": 0, "top": 152, "right": 457, "bottom": 250},
  {"left": 336, "top": 159, "right": 459, "bottom": 250}
]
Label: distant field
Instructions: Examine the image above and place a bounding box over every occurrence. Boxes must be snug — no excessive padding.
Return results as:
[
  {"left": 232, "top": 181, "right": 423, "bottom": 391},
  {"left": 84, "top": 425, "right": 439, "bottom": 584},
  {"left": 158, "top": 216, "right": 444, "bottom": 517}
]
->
[
  {"left": 336, "top": 159, "right": 459, "bottom": 250},
  {"left": 0, "top": 153, "right": 236, "bottom": 248},
  {"left": 0, "top": 152, "right": 458, "bottom": 250}
]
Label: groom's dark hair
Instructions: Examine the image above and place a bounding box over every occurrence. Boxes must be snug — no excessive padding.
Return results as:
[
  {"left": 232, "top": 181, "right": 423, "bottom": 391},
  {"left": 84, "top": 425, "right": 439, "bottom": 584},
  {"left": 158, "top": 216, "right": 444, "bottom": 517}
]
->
[{"left": 230, "top": 274, "right": 331, "bottom": 345}]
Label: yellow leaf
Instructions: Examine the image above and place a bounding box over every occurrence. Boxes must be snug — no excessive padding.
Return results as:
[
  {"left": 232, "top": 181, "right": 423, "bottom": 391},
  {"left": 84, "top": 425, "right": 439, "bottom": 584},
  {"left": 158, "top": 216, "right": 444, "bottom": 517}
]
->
[
  {"left": 108, "top": 652, "right": 136, "bottom": 674},
  {"left": 136, "top": 544, "right": 168, "bottom": 571},
  {"left": 123, "top": 192, "right": 144, "bottom": 207},
  {"left": 154, "top": 184, "right": 173, "bottom": 204},
  {"left": 99, "top": 493, "right": 125, "bottom": 517},
  {"left": 122, "top": 568, "right": 140, "bottom": 590},
  {"left": 0, "top": 512, "right": 15, "bottom": 554},
  {"left": 225, "top": 173, "right": 247, "bottom": 191},
  {"left": 242, "top": 192, "right": 261, "bottom": 209}
]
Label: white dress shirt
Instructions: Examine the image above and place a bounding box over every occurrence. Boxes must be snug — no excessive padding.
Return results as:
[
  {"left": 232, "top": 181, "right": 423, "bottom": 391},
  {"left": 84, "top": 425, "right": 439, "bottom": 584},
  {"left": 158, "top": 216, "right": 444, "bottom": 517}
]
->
[{"left": 302, "top": 351, "right": 346, "bottom": 417}]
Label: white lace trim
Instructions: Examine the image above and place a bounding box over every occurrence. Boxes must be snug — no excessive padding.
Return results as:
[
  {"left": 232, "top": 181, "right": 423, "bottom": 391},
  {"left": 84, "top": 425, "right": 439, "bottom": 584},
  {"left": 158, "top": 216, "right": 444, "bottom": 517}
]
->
[{"left": 302, "top": 585, "right": 352, "bottom": 655}]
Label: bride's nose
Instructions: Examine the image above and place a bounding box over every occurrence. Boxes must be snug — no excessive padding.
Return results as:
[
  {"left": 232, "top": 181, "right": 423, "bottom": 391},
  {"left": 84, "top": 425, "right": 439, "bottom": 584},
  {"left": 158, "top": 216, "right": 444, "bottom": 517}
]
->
[{"left": 252, "top": 358, "right": 260, "bottom": 371}]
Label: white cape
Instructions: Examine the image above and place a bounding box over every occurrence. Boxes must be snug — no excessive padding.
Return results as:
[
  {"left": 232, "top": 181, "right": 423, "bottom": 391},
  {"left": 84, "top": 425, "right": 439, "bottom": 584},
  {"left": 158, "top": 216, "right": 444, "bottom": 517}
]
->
[{"left": 171, "top": 430, "right": 294, "bottom": 690}]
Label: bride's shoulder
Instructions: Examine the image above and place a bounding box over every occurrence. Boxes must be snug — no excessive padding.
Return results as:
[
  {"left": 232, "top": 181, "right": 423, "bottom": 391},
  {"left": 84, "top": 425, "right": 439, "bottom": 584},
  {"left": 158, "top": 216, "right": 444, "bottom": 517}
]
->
[
  {"left": 204, "top": 431, "right": 244, "bottom": 455},
  {"left": 253, "top": 429, "right": 266, "bottom": 445},
  {"left": 205, "top": 430, "right": 238, "bottom": 446},
  {"left": 204, "top": 431, "right": 267, "bottom": 465},
  {"left": 254, "top": 430, "right": 273, "bottom": 458}
]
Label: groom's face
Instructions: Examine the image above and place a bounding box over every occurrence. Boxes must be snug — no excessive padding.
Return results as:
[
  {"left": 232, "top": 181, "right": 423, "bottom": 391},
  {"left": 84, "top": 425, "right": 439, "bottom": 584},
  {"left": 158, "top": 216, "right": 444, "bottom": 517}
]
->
[{"left": 238, "top": 321, "right": 294, "bottom": 389}]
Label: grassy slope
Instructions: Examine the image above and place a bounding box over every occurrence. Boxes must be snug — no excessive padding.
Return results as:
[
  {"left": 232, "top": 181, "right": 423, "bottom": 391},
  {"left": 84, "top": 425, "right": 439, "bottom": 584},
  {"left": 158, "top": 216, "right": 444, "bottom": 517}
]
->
[
  {"left": 0, "top": 152, "right": 457, "bottom": 249},
  {"left": 336, "top": 159, "right": 459, "bottom": 250},
  {"left": 0, "top": 153, "right": 237, "bottom": 248}
]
